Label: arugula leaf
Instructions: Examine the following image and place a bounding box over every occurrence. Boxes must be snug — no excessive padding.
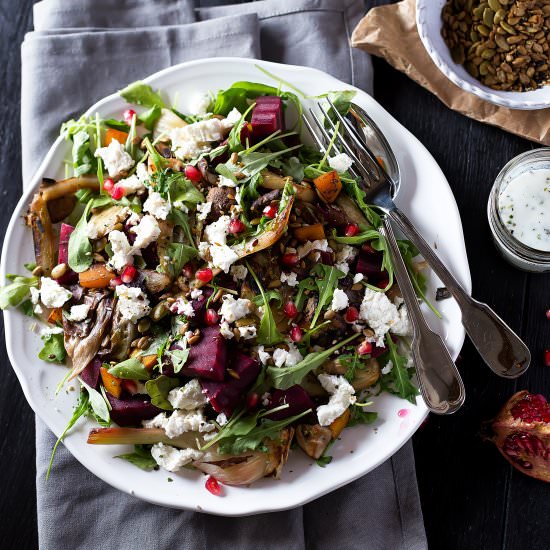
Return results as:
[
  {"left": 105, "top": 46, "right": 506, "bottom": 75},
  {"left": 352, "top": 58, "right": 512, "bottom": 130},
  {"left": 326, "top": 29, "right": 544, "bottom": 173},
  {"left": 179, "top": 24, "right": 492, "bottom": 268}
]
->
[
  {"left": 215, "top": 162, "right": 239, "bottom": 185},
  {"left": 165, "top": 344, "right": 190, "bottom": 374},
  {"left": 339, "top": 351, "right": 360, "bottom": 383},
  {"left": 240, "top": 145, "right": 302, "bottom": 179},
  {"left": 39, "top": 331, "right": 66, "bottom": 363},
  {"left": 19, "top": 300, "right": 36, "bottom": 317},
  {"left": 24, "top": 262, "right": 37, "bottom": 272},
  {"left": 68, "top": 200, "right": 94, "bottom": 273},
  {"left": 119, "top": 81, "right": 166, "bottom": 108},
  {"left": 71, "top": 130, "right": 97, "bottom": 176},
  {"left": 294, "top": 277, "right": 316, "bottom": 312},
  {"left": 138, "top": 331, "right": 169, "bottom": 358},
  {"left": 332, "top": 228, "right": 382, "bottom": 245},
  {"left": 145, "top": 375, "right": 180, "bottom": 410},
  {"left": 251, "top": 289, "right": 282, "bottom": 308},
  {"left": 270, "top": 156, "right": 304, "bottom": 182},
  {"left": 104, "top": 119, "right": 130, "bottom": 132},
  {"left": 162, "top": 243, "right": 197, "bottom": 279},
  {"left": 246, "top": 262, "right": 284, "bottom": 346},
  {"left": 267, "top": 334, "right": 360, "bottom": 390},
  {"left": 115, "top": 444, "right": 158, "bottom": 471},
  {"left": 310, "top": 264, "right": 346, "bottom": 329},
  {"left": 340, "top": 178, "right": 381, "bottom": 228},
  {"left": 0, "top": 275, "right": 38, "bottom": 310},
  {"left": 80, "top": 379, "right": 110, "bottom": 423},
  {"left": 227, "top": 103, "right": 255, "bottom": 152},
  {"left": 318, "top": 90, "right": 356, "bottom": 123},
  {"left": 348, "top": 406, "right": 378, "bottom": 427},
  {"left": 138, "top": 105, "right": 162, "bottom": 130},
  {"left": 46, "top": 390, "right": 89, "bottom": 479},
  {"left": 379, "top": 335, "right": 419, "bottom": 405},
  {"left": 108, "top": 357, "right": 151, "bottom": 380},
  {"left": 212, "top": 88, "right": 249, "bottom": 116},
  {"left": 316, "top": 454, "right": 333, "bottom": 467}
]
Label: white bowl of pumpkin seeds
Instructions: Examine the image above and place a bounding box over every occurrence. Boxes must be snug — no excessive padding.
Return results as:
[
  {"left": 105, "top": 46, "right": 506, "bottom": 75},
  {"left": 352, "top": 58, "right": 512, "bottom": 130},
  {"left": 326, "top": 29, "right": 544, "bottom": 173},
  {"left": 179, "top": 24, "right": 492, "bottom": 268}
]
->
[{"left": 417, "top": 0, "right": 550, "bottom": 110}]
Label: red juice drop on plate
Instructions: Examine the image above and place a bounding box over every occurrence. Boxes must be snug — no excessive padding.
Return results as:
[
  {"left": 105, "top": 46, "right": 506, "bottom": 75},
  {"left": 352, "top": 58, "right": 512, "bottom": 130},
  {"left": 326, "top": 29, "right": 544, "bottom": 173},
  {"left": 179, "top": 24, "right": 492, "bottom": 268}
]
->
[{"left": 398, "top": 409, "right": 409, "bottom": 418}]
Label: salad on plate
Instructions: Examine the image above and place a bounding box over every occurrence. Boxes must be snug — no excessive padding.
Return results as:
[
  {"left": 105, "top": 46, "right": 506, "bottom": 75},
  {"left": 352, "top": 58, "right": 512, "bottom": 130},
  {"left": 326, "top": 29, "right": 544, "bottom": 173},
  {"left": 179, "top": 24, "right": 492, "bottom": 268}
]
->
[{"left": 0, "top": 73, "right": 432, "bottom": 490}]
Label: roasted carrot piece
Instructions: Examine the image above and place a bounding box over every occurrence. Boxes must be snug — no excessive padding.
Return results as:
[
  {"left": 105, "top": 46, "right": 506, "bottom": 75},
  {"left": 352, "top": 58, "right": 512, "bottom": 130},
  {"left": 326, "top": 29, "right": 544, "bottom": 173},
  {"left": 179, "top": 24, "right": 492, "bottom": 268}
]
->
[
  {"left": 141, "top": 355, "right": 158, "bottom": 370},
  {"left": 105, "top": 128, "right": 129, "bottom": 146},
  {"left": 47, "top": 307, "right": 63, "bottom": 325},
  {"left": 100, "top": 366, "right": 122, "bottom": 398},
  {"left": 79, "top": 264, "right": 116, "bottom": 288},
  {"left": 329, "top": 408, "right": 351, "bottom": 439},
  {"left": 313, "top": 170, "right": 342, "bottom": 203},
  {"left": 293, "top": 223, "right": 326, "bottom": 242}
]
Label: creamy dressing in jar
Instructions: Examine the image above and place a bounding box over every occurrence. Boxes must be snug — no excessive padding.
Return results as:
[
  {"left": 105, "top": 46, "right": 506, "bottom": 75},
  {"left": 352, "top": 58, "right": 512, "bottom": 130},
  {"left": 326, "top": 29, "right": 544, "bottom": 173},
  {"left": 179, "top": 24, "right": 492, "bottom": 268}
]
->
[{"left": 498, "top": 168, "right": 550, "bottom": 252}]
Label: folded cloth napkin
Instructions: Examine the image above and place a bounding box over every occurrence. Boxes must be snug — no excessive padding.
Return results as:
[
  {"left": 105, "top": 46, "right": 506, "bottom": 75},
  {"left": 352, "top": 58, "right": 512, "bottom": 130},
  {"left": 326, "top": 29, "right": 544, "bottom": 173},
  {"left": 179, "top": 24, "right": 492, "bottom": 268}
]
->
[
  {"left": 21, "top": 1, "right": 427, "bottom": 549},
  {"left": 352, "top": 0, "right": 550, "bottom": 146}
]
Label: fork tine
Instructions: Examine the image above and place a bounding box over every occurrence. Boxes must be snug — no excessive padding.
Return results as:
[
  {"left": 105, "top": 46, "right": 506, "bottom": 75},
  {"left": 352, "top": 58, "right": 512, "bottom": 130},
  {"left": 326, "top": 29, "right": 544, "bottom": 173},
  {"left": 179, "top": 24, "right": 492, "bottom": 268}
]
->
[{"left": 301, "top": 113, "right": 327, "bottom": 153}]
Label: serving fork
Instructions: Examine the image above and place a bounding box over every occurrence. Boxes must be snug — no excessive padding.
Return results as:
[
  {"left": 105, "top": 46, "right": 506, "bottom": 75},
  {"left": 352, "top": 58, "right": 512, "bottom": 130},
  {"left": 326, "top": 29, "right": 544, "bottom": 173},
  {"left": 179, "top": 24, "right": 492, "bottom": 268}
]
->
[{"left": 304, "top": 99, "right": 530, "bottom": 381}]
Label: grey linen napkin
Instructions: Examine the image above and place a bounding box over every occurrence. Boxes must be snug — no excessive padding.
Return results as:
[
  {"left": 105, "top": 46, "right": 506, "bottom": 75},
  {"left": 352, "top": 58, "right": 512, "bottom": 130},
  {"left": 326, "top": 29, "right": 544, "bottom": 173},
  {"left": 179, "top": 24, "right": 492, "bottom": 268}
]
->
[{"left": 22, "top": 1, "right": 428, "bottom": 549}]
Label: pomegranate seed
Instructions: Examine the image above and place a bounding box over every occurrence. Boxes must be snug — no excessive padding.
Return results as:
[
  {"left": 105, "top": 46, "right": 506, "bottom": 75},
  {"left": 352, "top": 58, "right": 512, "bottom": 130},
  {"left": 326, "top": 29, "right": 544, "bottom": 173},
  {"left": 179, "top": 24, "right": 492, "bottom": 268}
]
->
[
  {"left": 358, "top": 341, "right": 373, "bottom": 355},
  {"left": 281, "top": 253, "right": 299, "bottom": 267},
  {"left": 121, "top": 265, "right": 137, "bottom": 283},
  {"left": 185, "top": 164, "right": 202, "bottom": 183},
  {"left": 345, "top": 223, "right": 359, "bottom": 237},
  {"left": 544, "top": 350, "right": 550, "bottom": 367},
  {"left": 263, "top": 204, "right": 277, "bottom": 219},
  {"left": 205, "top": 476, "right": 222, "bottom": 496},
  {"left": 344, "top": 306, "right": 359, "bottom": 323},
  {"left": 109, "top": 276, "right": 123, "bottom": 288},
  {"left": 196, "top": 268, "right": 213, "bottom": 283},
  {"left": 247, "top": 392, "right": 259, "bottom": 410},
  {"left": 110, "top": 185, "right": 124, "bottom": 200},
  {"left": 205, "top": 308, "right": 219, "bottom": 326},
  {"left": 362, "top": 243, "right": 376, "bottom": 254},
  {"left": 228, "top": 218, "right": 245, "bottom": 234},
  {"left": 283, "top": 301, "right": 298, "bottom": 319},
  {"left": 546, "top": 309, "right": 550, "bottom": 320},
  {"left": 182, "top": 264, "right": 194, "bottom": 279},
  {"left": 103, "top": 178, "right": 115, "bottom": 193},
  {"left": 123, "top": 109, "right": 137, "bottom": 126},
  {"left": 290, "top": 325, "right": 303, "bottom": 342}
]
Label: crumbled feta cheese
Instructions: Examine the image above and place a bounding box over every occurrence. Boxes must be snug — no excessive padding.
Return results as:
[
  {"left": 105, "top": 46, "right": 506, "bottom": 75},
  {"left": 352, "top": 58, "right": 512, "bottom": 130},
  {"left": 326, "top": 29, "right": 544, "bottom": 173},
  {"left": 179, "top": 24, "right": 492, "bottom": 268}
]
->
[
  {"left": 143, "top": 191, "right": 170, "bottom": 220},
  {"left": 196, "top": 201, "right": 212, "bottom": 221},
  {"left": 224, "top": 107, "right": 242, "bottom": 126},
  {"left": 94, "top": 139, "right": 134, "bottom": 178},
  {"left": 336, "top": 244, "right": 358, "bottom": 264},
  {"left": 218, "top": 175, "right": 237, "bottom": 187},
  {"left": 316, "top": 374, "right": 356, "bottom": 426},
  {"left": 202, "top": 216, "right": 240, "bottom": 272},
  {"left": 209, "top": 244, "right": 239, "bottom": 273},
  {"left": 169, "top": 297, "right": 195, "bottom": 317},
  {"left": 335, "top": 262, "right": 350, "bottom": 276},
  {"left": 273, "top": 343, "right": 302, "bottom": 367},
  {"left": 331, "top": 288, "right": 349, "bottom": 311},
  {"left": 189, "top": 92, "right": 212, "bottom": 116},
  {"left": 30, "top": 286, "right": 42, "bottom": 314},
  {"left": 204, "top": 215, "right": 230, "bottom": 246},
  {"left": 216, "top": 412, "right": 229, "bottom": 426},
  {"left": 256, "top": 345, "right": 271, "bottom": 365},
  {"left": 168, "top": 379, "right": 207, "bottom": 410},
  {"left": 130, "top": 214, "right": 160, "bottom": 249},
  {"left": 230, "top": 264, "right": 248, "bottom": 282},
  {"left": 280, "top": 271, "right": 298, "bottom": 287},
  {"left": 220, "top": 321, "right": 234, "bottom": 339},
  {"left": 115, "top": 285, "right": 150, "bottom": 322},
  {"left": 238, "top": 325, "right": 257, "bottom": 340},
  {"left": 67, "top": 303, "right": 91, "bottom": 322},
  {"left": 359, "top": 288, "right": 411, "bottom": 347},
  {"left": 150, "top": 442, "right": 203, "bottom": 472},
  {"left": 220, "top": 294, "right": 251, "bottom": 323},
  {"left": 147, "top": 409, "right": 215, "bottom": 439},
  {"left": 170, "top": 118, "right": 227, "bottom": 160},
  {"left": 328, "top": 152, "right": 354, "bottom": 174},
  {"left": 261, "top": 392, "right": 271, "bottom": 407},
  {"left": 353, "top": 273, "right": 364, "bottom": 284},
  {"left": 381, "top": 360, "right": 393, "bottom": 375},
  {"left": 40, "top": 325, "right": 64, "bottom": 337},
  {"left": 126, "top": 211, "right": 142, "bottom": 226},
  {"left": 136, "top": 162, "right": 150, "bottom": 183},
  {"left": 190, "top": 288, "right": 203, "bottom": 300},
  {"left": 118, "top": 174, "right": 145, "bottom": 196},
  {"left": 108, "top": 230, "right": 135, "bottom": 270},
  {"left": 272, "top": 348, "right": 289, "bottom": 368},
  {"left": 173, "top": 201, "right": 189, "bottom": 214},
  {"left": 39, "top": 277, "right": 72, "bottom": 308},
  {"left": 297, "top": 239, "right": 332, "bottom": 259}
]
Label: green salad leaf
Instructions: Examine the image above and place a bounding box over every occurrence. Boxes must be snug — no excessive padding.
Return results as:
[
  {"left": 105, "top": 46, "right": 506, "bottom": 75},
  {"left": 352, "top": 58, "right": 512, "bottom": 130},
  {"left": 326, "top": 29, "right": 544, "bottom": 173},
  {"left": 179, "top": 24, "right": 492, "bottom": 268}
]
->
[
  {"left": 119, "top": 81, "right": 166, "bottom": 108},
  {"left": 162, "top": 243, "right": 197, "bottom": 279},
  {"left": 145, "top": 375, "right": 180, "bottom": 410},
  {"left": 108, "top": 357, "right": 151, "bottom": 380},
  {"left": 310, "top": 264, "right": 346, "bottom": 329},
  {"left": 348, "top": 406, "right": 378, "bottom": 427},
  {"left": 80, "top": 379, "right": 111, "bottom": 423},
  {"left": 39, "top": 331, "right": 66, "bottom": 363},
  {"left": 138, "top": 105, "right": 162, "bottom": 130},
  {"left": 68, "top": 200, "right": 94, "bottom": 273},
  {"left": 0, "top": 275, "right": 38, "bottom": 310},
  {"left": 165, "top": 344, "right": 190, "bottom": 374},
  {"left": 267, "top": 334, "right": 360, "bottom": 390},
  {"left": 115, "top": 445, "right": 158, "bottom": 471}
]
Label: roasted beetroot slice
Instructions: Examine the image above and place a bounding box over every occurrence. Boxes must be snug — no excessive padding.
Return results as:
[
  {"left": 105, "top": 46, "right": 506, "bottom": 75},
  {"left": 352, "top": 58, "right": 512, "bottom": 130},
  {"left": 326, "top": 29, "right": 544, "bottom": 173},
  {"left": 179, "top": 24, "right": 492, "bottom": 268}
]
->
[
  {"left": 319, "top": 251, "right": 334, "bottom": 266},
  {"left": 201, "top": 352, "right": 260, "bottom": 415},
  {"left": 251, "top": 111, "right": 279, "bottom": 138},
  {"left": 355, "top": 250, "right": 386, "bottom": 283},
  {"left": 80, "top": 358, "right": 102, "bottom": 389},
  {"left": 255, "top": 96, "right": 283, "bottom": 105},
  {"left": 57, "top": 223, "right": 78, "bottom": 283},
  {"left": 180, "top": 325, "right": 227, "bottom": 381},
  {"left": 106, "top": 394, "right": 162, "bottom": 427},
  {"left": 265, "top": 385, "right": 315, "bottom": 420}
]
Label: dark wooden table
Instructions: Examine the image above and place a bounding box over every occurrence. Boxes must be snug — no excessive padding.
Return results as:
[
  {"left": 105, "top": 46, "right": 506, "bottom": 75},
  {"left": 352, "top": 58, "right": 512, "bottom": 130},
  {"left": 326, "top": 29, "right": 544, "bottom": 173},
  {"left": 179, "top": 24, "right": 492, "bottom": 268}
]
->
[{"left": 1, "top": 1, "right": 549, "bottom": 549}]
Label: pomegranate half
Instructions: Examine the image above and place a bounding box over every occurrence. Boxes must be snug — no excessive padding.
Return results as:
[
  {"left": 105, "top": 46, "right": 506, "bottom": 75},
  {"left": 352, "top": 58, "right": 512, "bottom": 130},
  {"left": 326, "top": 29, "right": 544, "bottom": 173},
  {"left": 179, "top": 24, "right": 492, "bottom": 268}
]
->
[{"left": 484, "top": 391, "right": 550, "bottom": 482}]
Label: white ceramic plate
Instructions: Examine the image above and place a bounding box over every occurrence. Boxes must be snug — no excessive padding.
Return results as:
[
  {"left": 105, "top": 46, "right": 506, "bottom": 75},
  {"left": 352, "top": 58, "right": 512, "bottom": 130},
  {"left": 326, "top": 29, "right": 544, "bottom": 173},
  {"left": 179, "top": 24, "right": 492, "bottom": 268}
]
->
[
  {"left": 417, "top": 0, "right": 550, "bottom": 110},
  {"left": 2, "top": 58, "right": 471, "bottom": 515}
]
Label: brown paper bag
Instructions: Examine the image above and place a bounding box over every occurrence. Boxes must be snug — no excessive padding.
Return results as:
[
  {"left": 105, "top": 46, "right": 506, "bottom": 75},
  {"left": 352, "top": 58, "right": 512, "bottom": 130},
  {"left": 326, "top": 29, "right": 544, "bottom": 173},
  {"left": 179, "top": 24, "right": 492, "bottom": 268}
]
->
[{"left": 351, "top": 0, "right": 550, "bottom": 145}]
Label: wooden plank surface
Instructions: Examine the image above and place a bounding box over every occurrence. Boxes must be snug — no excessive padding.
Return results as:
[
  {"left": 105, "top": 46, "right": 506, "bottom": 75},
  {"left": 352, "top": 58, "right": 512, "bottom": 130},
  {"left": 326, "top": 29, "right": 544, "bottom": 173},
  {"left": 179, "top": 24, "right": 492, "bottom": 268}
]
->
[{"left": 0, "top": 1, "right": 548, "bottom": 549}]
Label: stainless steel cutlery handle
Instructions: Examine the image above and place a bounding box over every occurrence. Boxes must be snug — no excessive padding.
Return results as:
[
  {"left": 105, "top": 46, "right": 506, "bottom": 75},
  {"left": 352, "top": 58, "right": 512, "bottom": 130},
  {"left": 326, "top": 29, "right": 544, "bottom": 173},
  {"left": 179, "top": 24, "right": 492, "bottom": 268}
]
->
[
  {"left": 381, "top": 220, "right": 465, "bottom": 414},
  {"left": 388, "top": 207, "right": 531, "bottom": 379}
]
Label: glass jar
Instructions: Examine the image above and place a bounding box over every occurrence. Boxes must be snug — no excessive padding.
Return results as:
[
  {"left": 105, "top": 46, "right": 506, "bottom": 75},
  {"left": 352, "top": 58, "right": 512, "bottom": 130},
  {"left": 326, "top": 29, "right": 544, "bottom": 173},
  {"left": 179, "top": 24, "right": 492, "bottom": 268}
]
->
[{"left": 487, "top": 148, "right": 550, "bottom": 272}]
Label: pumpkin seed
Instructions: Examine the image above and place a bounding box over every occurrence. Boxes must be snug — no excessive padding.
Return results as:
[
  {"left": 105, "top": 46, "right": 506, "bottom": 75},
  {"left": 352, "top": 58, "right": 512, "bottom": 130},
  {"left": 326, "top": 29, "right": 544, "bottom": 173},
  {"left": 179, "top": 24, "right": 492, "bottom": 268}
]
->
[
  {"left": 488, "top": 0, "right": 502, "bottom": 12},
  {"left": 500, "top": 20, "right": 516, "bottom": 34},
  {"left": 483, "top": 7, "right": 495, "bottom": 26}
]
